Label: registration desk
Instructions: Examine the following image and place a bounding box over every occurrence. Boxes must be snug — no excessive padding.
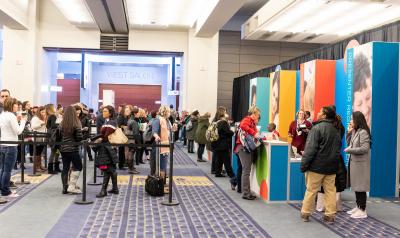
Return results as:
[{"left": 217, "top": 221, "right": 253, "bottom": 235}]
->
[{"left": 248, "top": 140, "right": 306, "bottom": 202}]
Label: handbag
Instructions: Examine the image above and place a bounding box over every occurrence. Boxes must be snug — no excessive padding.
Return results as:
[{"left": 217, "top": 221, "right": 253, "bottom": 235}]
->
[
  {"left": 108, "top": 128, "right": 128, "bottom": 144},
  {"left": 145, "top": 143, "right": 164, "bottom": 196}
]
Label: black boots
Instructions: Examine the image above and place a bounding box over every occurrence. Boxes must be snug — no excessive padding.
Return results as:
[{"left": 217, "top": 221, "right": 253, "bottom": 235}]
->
[
  {"left": 48, "top": 163, "right": 55, "bottom": 174},
  {"left": 96, "top": 172, "right": 110, "bottom": 198},
  {"left": 54, "top": 162, "right": 62, "bottom": 173},
  {"left": 61, "top": 173, "right": 69, "bottom": 194},
  {"left": 107, "top": 172, "right": 119, "bottom": 194}
]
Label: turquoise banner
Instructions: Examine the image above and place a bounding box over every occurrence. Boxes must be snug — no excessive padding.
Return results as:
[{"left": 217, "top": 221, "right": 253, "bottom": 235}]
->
[{"left": 256, "top": 77, "right": 270, "bottom": 132}]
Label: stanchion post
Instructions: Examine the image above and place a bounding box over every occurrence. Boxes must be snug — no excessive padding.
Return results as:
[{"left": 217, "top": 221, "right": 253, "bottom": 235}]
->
[
  {"left": 28, "top": 132, "right": 41, "bottom": 177},
  {"left": 88, "top": 145, "right": 101, "bottom": 186},
  {"left": 16, "top": 134, "right": 30, "bottom": 185},
  {"left": 161, "top": 142, "right": 179, "bottom": 206},
  {"left": 75, "top": 140, "right": 94, "bottom": 205},
  {"left": 44, "top": 134, "right": 48, "bottom": 169}
]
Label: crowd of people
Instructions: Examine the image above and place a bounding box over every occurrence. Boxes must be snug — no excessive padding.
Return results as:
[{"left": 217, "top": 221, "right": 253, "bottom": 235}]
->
[{"left": 0, "top": 87, "right": 372, "bottom": 225}]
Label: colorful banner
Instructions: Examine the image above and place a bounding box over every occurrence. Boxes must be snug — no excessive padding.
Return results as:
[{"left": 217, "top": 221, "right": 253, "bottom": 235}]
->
[
  {"left": 270, "top": 70, "right": 296, "bottom": 139},
  {"left": 300, "top": 60, "right": 336, "bottom": 121},
  {"left": 256, "top": 77, "right": 270, "bottom": 132}
]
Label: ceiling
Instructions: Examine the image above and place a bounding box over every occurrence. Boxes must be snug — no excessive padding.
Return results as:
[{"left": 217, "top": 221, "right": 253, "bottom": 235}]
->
[
  {"left": 51, "top": 0, "right": 400, "bottom": 44},
  {"left": 242, "top": 0, "right": 400, "bottom": 44}
]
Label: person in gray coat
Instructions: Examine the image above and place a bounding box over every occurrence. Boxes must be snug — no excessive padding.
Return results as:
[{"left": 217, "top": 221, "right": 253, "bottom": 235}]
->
[
  {"left": 185, "top": 110, "right": 199, "bottom": 153},
  {"left": 344, "top": 111, "right": 371, "bottom": 219}
]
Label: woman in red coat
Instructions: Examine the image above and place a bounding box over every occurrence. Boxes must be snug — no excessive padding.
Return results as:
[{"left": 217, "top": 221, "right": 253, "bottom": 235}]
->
[
  {"left": 234, "top": 106, "right": 260, "bottom": 200},
  {"left": 288, "top": 110, "right": 312, "bottom": 157}
]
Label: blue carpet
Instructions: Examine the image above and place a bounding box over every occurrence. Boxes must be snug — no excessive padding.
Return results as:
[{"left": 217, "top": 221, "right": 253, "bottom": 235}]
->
[{"left": 289, "top": 203, "right": 400, "bottom": 237}]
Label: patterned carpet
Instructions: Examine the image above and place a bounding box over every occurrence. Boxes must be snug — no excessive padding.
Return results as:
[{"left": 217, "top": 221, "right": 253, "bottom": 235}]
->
[
  {"left": 0, "top": 170, "right": 51, "bottom": 213},
  {"left": 49, "top": 145, "right": 270, "bottom": 238},
  {"left": 289, "top": 203, "right": 400, "bottom": 237}
]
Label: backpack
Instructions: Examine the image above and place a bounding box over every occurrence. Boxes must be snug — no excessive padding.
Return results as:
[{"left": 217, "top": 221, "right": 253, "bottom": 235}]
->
[
  {"left": 238, "top": 128, "right": 261, "bottom": 153},
  {"left": 127, "top": 119, "right": 141, "bottom": 142},
  {"left": 186, "top": 120, "right": 193, "bottom": 131},
  {"left": 143, "top": 121, "right": 154, "bottom": 142},
  {"left": 206, "top": 121, "right": 219, "bottom": 142}
]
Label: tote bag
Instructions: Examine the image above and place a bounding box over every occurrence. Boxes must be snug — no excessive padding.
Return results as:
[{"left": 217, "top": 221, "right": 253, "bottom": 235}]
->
[{"left": 108, "top": 128, "right": 128, "bottom": 144}]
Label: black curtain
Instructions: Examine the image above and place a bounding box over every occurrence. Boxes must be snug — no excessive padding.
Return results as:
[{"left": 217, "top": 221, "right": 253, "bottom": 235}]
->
[
  {"left": 231, "top": 20, "right": 400, "bottom": 121},
  {"left": 232, "top": 77, "right": 250, "bottom": 122}
]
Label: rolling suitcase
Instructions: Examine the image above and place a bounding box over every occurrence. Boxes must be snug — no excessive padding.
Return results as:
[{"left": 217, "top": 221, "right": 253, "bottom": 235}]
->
[{"left": 145, "top": 143, "right": 164, "bottom": 196}]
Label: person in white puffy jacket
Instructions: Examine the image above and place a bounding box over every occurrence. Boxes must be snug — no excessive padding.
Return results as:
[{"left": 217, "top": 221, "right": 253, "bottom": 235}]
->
[
  {"left": 0, "top": 97, "right": 26, "bottom": 198},
  {"left": 30, "top": 106, "right": 48, "bottom": 173}
]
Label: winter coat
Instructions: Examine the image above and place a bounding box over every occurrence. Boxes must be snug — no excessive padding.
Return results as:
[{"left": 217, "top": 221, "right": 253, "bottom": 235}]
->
[
  {"left": 211, "top": 120, "right": 234, "bottom": 152},
  {"left": 60, "top": 126, "right": 83, "bottom": 153},
  {"left": 93, "top": 145, "right": 118, "bottom": 167},
  {"left": 346, "top": 129, "right": 371, "bottom": 192},
  {"left": 186, "top": 116, "right": 198, "bottom": 140},
  {"left": 195, "top": 116, "right": 210, "bottom": 145},
  {"left": 300, "top": 119, "right": 341, "bottom": 175},
  {"left": 235, "top": 116, "right": 257, "bottom": 147}
]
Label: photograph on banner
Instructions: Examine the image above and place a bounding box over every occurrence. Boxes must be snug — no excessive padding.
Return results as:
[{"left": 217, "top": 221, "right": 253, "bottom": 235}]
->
[
  {"left": 270, "top": 71, "right": 280, "bottom": 129},
  {"left": 302, "top": 60, "right": 316, "bottom": 121},
  {"left": 249, "top": 78, "right": 257, "bottom": 107},
  {"left": 353, "top": 44, "right": 372, "bottom": 128}
]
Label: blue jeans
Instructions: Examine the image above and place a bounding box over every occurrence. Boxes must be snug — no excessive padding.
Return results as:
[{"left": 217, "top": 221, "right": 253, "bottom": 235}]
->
[
  {"left": 160, "top": 154, "right": 168, "bottom": 173},
  {"left": 0, "top": 146, "right": 18, "bottom": 196}
]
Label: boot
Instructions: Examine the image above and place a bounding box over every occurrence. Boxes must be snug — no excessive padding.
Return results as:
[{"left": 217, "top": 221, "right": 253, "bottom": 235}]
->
[
  {"left": 48, "top": 163, "right": 55, "bottom": 174},
  {"left": 61, "top": 173, "right": 69, "bottom": 194},
  {"left": 316, "top": 192, "right": 325, "bottom": 212},
  {"left": 67, "top": 171, "right": 82, "bottom": 194},
  {"left": 54, "top": 162, "right": 62, "bottom": 173},
  {"left": 35, "top": 156, "right": 46, "bottom": 172},
  {"left": 108, "top": 172, "right": 119, "bottom": 194},
  {"left": 96, "top": 172, "right": 110, "bottom": 198},
  {"left": 34, "top": 157, "right": 42, "bottom": 174},
  {"left": 39, "top": 157, "right": 47, "bottom": 171}
]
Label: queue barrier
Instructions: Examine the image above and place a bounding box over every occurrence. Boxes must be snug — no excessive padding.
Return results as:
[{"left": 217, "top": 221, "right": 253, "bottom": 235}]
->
[{"left": 0, "top": 131, "right": 179, "bottom": 206}]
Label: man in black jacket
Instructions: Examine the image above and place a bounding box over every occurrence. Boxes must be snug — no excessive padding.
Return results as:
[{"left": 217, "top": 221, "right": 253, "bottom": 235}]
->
[{"left": 300, "top": 106, "right": 341, "bottom": 224}]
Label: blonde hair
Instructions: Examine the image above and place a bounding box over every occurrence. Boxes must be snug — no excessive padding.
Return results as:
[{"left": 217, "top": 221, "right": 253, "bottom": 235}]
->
[
  {"left": 158, "top": 105, "right": 171, "bottom": 118},
  {"left": 138, "top": 108, "right": 146, "bottom": 118},
  {"left": 248, "top": 106, "right": 260, "bottom": 115}
]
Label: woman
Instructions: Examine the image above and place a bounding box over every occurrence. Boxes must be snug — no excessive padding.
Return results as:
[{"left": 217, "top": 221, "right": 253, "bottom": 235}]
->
[
  {"left": 76, "top": 105, "right": 92, "bottom": 161},
  {"left": 211, "top": 110, "right": 234, "bottom": 178},
  {"left": 345, "top": 111, "right": 371, "bottom": 219},
  {"left": 0, "top": 97, "right": 27, "bottom": 198},
  {"left": 46, "top": 104, "right": 61, "bottom": 174},
  {"left": 152, "top": 105, "right": 173, "bottom": 193},
  {"left": 234, "top": 106, "right": 260, "bottom": 200},
  {"left": 31, "top": 106, "right": 48, "bottom": 173},
  {"left": 133, "top": 109, "right": 148, "bottom": 165},
  {"left": 288, "top": 110, "right": 312, "bottom": 157},
  {"left": 186, "top": 110, "right": 199, "bottom": 153},
  {"left": 117, "top": 105, "right": 131, "bottom": 169},
  {"left": 95, "top": 105, "right": 119, "bottom": 198},
  {"left": 59, "top": 106, "right": 83, "bottom": 194},
  {"left": 195, "top": 112, "right": 210, "bottom": 162}
]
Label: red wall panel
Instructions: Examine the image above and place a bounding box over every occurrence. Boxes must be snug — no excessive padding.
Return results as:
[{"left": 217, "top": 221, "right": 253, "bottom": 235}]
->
[{"left": 57, "top": 79, "right": 80, "bottom": 107}]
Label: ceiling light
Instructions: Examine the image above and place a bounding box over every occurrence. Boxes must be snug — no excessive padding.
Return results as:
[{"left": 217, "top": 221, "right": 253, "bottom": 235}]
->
[
  {"left": 288, "top": 1, "right": 358, "bottom": 33},
  {"left": 337, "top": 5, "right": 400, "bottom": 35},
  {"left": 265, "top": 0, "right": 325, "bottom": 32},
  {"left": 52, "top": 0, "right": 95, "bottom": 25},
  {"left": 314, "top": 2, "right": 387, "bottom": 34}
]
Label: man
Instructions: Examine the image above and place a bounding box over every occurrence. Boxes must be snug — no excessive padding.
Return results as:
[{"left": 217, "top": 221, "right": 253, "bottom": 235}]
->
[
  {"left": 0, "top": 89, "right": 10, "bottom": 113},
  {"left": 0, "top": 89, "right": 10, "bottom": 204},
  {"left": 300, "top": 106, "right": 341, "bottom": 224}
]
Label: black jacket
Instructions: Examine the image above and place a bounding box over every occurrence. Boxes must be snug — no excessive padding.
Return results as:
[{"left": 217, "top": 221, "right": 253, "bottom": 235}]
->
[
  {"left": 60, "top": 127, "right": 83, "bottom": 153},
  {"left": 211, "top": 120, "right": 234, "bottom": 152},
  {"left": 300, "top": 119, "right": 341, "bottom": 175},
  {"left": 93, "top": 145, "right": 118, "bottom": 167},
  {"left": 80, "top": 115, "right": 91, "bottom": 139}
]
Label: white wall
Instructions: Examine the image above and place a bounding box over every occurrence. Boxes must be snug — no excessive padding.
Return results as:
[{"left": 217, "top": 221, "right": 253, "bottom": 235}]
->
[{"left": 1, "top": 0, "right": 220, "bottom": 118}]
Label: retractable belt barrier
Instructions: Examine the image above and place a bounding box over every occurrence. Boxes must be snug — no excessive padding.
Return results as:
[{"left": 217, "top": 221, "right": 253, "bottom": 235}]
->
[{"left": 0, "top": 131, "right": 179, "bottom": 206}]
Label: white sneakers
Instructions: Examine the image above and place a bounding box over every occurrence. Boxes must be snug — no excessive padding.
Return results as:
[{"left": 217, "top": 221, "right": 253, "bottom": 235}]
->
[
  {"left": 346, "top": 207, "right": 368, "bottom": 219},
  {"left": 5, "top": 191, "right": 20, "bottom": 198}
]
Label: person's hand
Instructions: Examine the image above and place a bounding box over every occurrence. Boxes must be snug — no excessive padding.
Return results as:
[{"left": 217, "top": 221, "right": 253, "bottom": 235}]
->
[
  {"left": 344, "top": 146, "right": 351, "bottom": 153},
  {"left": 154, "top": 135, "right": 161, "bottom": 142}
]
